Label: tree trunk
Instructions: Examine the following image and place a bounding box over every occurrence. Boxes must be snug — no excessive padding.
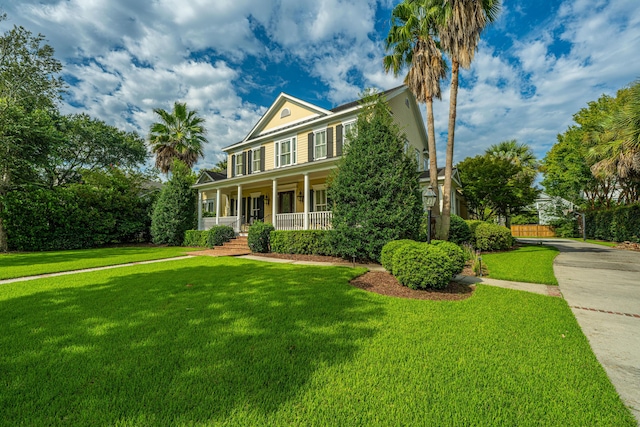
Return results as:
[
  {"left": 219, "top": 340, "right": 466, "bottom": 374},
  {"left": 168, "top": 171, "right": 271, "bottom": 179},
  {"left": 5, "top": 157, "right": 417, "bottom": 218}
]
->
[
  {"left": 0, "top": 215, "right": 7, "bottom": 252},
  {"left": 442, "top": 60, "right": 460, "bottom": 240},
  {"left": 425, "top": 98, "right": 442, "bottom": 238}
]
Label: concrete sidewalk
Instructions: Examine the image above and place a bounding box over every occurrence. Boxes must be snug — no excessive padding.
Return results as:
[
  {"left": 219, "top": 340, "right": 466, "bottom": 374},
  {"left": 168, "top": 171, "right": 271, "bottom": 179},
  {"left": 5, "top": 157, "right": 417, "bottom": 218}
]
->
[
  {"left": 520, "top": 238, "right": 640, "bottom": 424},
  {"left": 453, "top": 274, "right": 562, "bottom": 297}
]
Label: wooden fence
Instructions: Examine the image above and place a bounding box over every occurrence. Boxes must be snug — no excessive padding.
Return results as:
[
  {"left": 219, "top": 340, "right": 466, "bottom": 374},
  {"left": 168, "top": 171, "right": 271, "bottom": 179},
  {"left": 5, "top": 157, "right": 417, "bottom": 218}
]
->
[{"left": 511, "top": 225, "right": 556, "bottom": 237}]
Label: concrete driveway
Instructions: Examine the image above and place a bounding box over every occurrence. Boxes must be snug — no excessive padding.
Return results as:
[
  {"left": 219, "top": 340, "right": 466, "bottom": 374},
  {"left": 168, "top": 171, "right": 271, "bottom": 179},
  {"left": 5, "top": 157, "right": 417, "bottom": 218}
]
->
[{"left": 520, "top": 238, "right": 640, "bottom": 423}]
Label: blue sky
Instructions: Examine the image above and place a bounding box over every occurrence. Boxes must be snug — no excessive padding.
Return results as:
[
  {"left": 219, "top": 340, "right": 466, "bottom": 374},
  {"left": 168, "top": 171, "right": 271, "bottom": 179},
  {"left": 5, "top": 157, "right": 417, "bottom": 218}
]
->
[{"left": 2, "top": 0, "right": 639, "bottom": 173}]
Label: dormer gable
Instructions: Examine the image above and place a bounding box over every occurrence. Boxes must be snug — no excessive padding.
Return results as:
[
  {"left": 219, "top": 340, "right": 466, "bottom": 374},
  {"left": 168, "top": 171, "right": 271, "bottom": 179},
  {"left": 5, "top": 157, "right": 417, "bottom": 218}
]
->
[
  {"left": 195, "top": 170, "right": 226, "bottom": 185},
  {"left": 244, "top": 93, "right": 332, "bottom": 141}
]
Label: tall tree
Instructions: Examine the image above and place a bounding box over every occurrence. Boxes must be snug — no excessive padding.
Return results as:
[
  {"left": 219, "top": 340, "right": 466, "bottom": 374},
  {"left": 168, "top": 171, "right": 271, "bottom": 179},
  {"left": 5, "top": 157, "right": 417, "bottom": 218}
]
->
[
  {"left": 438, "top": 0, "right": 501, "bottom": 238},
  {"left": 149, "top": 102, "right": 208, "bottom": 174},
  {"left": 0, "top": 14, "right": 65, "bottom": 251},
  {"left": 328, "top": 91, "right": 423, "bottom": 262},
  {"left": 384, "top": 0, "right": 447, "bottom": 236},
  {"left": 485, "top": 139, "right": 538, "bottom": 172}
]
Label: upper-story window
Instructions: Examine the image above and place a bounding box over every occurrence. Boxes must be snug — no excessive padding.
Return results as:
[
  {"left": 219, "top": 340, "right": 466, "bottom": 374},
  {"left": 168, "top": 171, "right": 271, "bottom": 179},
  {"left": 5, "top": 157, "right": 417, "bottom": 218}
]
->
[
  {"left": 280, "top": 108, "right": 291, "bottom": 119},
  {"left": 234, "top": 152, "right": 244, "bottom": 176},
  {"left": 275, "top": 136, "right": 297, "bottom": 168},
  {"left": 423, "top": 157, "right": 428, "bottom": 172},
  {"left": 415, "top": 148, "right": 421, "bottom": 171},
  {"left": 404, "top": 140, "right": 410, "bottom": 154},
  {"left": 343, "top": 120, "right": 356, "bottom": 147},
  {"left": 252, "top": 147, "right": 261, "bottom": 172},
  {"left": 314, "top": 129, "right": 327, "bottom": 160}
]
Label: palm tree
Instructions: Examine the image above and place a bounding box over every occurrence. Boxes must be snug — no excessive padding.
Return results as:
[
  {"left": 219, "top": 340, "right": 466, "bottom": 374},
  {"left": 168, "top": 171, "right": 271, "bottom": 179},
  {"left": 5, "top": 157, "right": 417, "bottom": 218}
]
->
[
  {"left": 149, "top": 102, "right": 208, "bottom": 174},
  {"left": 438, "top": 0, "right": 501, "bottom": 238},
  {"left": 384, "top": 0, "right": 447, "bottom": 235},
  {"left": 486, "top": 139, "right": 538, "bottom": 174}
]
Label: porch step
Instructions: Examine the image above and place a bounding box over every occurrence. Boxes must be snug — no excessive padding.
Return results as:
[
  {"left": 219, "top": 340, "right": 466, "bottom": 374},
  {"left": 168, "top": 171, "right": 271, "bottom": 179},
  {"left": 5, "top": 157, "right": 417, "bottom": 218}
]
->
[{"left": 210, "top": 236, "right": 251, "bottom": 256}]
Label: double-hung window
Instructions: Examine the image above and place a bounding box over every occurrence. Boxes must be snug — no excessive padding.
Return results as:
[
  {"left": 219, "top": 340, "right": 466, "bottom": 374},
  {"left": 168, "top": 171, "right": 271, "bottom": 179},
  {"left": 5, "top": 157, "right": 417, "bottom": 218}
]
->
[
  {"left": 235, "top": 152, "right": 244, "bottom": 176},
  {"left": 314, "top": 129, "right": 327, "bottom": 160},
  {"left": 275, "top": 136, "right": 297, "bottom": 168},
  {"left": 343, "top": 120, "right": 356, "bottom": 147},
  {"left": 252, "top": 147, "right": 261, "bottom": 172},
  {"left": 314, "top": 189, "right": 328, "bottom": 211},
  {"left": 415, "top": 148, "right": 421, "bottom": 171}
]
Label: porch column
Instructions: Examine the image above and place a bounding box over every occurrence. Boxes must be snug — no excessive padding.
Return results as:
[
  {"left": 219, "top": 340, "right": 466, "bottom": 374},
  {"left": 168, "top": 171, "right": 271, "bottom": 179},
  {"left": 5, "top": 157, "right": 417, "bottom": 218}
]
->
[
  {"left": 197, "top": 190, "right": 203, "bottom": 230},
  {"left": 237, "top": 184, "right": 242, "bottom": 225},
  {"left": 303, "top": 173, "right": 309, "bottom": 230},
  {"left": 272, "top": 178, "right": 278, "bottom": 220},
  {"left": 215, "top": 188, "right": 221, "bottom": 225}
]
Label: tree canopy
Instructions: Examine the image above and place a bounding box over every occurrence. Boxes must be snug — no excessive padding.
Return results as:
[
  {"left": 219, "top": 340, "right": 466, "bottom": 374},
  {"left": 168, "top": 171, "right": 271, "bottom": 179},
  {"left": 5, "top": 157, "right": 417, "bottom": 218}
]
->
[{"left": 328, "top": 91, "right": 423, "bottom": 262}]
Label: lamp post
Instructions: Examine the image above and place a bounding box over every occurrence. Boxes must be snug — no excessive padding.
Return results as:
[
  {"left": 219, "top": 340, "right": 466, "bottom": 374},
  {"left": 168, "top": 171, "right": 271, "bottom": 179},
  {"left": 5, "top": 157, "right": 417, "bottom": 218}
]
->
[{"left": 422, "top": 186, "right": 437, "bottom": 244}]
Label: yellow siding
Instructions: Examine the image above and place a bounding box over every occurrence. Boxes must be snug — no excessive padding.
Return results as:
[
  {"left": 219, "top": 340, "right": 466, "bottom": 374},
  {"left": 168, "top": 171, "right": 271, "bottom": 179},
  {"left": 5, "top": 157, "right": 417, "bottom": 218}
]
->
[
  {"left": 261, "top": 101, "right": 319, "bottom": 134},
  {"left": 388, "top": 94, "right": 427, "bottom": 168},
  {"left": 264, "top": 141, "right": 274, "bottom": 171},
  {"left": 297, "top": 131, "right": 308, "bottom": 164}
]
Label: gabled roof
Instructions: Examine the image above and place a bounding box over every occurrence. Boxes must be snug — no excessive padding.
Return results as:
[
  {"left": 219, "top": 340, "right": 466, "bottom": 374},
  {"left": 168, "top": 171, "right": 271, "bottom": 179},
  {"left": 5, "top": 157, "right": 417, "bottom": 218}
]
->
[
  {"left": 195, "top": 170, "right": 227, "bottom": 185},
  {"left": 224, "top": 85, "right": 408, "bottom": 152},
  {"left": 419, "top": 167, "right": 462, "bottom": 187}
]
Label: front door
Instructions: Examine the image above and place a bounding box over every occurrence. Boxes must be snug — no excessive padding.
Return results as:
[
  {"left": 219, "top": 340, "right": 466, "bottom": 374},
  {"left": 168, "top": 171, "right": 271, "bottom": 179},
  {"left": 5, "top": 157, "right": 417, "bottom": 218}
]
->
[
  {"left": 250, "top": 196, "right": 265, "bottom": 222},
  {"left": 279, "top": 191, "right": 295, "bottom": 214}
]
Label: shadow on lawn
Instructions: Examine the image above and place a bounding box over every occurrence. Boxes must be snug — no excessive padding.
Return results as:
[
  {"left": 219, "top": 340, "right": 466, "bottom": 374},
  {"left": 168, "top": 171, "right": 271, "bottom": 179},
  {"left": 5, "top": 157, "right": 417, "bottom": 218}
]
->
[{"left": 0, "top": 260, "right": 382, "bottom": 424}]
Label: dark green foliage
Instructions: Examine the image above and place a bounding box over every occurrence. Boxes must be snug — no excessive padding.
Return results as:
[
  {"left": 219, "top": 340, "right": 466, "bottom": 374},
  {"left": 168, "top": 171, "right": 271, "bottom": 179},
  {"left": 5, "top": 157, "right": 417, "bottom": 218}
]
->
[
  {"left": 380, "top": 239, "right": 416, "bottom": 273},
  {"left": 151, "top": 160, "right": 196, "bottom": 246},
  {"left": 458, "top": 154, "right": 539, "bottom": 221},
  {"left": 430, "top": 240, "right": 465, "bottom": 275},
  {"left": 474, "top": 223, "right": 514, "bottom": 252},
  {"left": 448, "top": 214, "right": 472, "bottom": 244},
  {"left": 392, "top": 242, "right": 454, "bottom": 290},
  {"left": 269, "top": 230, "right": 337, "bottom": 256},
  {"left": 183, "top": 230, "right": 208, "bottom": 247},
  {"left": 327, "top": 92, "right": 422, "bottom": 262},
  {"left": 465, "top": 220, "right": 484, "bottom": 247},
  {"left": 511, "top": 209, "right": 539, "bottom": 225},
  {"left": 206, "top": 226, "right": 235, "bottom": 247},
  {"left": 585, "top": 204, "right": 640, "bottom": 242},
  {"left": 248, "top": 221, "right": 275, "bottom": 253},
  {"left": 1, "top": 168, "right": 157, "bottom": 251}
]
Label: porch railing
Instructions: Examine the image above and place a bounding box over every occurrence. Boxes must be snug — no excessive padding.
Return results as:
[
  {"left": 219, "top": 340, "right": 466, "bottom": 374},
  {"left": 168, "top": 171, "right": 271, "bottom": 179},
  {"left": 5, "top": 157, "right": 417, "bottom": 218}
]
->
[
  {"left": 275, "top": 211, "right": 332, "bottom": 230},
  {"left": 203, "top": 216, "right": 241, "bottom": 233}
]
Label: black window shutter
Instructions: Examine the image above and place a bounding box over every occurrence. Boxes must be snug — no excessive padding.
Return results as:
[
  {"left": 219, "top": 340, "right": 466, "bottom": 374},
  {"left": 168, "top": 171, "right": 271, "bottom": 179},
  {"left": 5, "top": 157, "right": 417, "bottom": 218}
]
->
[
  {"left": 231, "top": 155, "right": 236, "bottom": 177},
  {"left": 247, "top": 150, "right": 252, "bottom": 174},
  {"left": 308, "top": 132, "right": 314, "bottom": 162},
  {"left": 336, "top": 125, "right": 343, "bottom": 156},
  {"left": 327, "top": 127, "right": 333, "bottom": 158},
  {"left": 242, "top": 151, "right": 247, "bottom": 175},
  {"left": 309, "top": 190, "right": 314, "bottom": 212},
  {"left": 260, "top": 146, "right": 265, "bottom": 171}
]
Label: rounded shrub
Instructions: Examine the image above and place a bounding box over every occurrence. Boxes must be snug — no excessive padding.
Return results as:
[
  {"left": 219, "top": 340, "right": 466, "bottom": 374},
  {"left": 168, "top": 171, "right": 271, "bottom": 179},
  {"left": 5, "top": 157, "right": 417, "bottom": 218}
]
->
[
  {"left": 206, "top": 225, "right": 235, "bottom": 247},
  {"left": 380, "top": 239, "right": 415, "bottom": 273},
  {"left": 392, "top": 242, "right": 454, "bottom": 290},
  {"left": 465, "top": 220, "right": 484, "bottom": 247},
  {"left": 448, "top": 214, "right": 472, "bottom": 245},
  {"left": 248, "top": 221, "right": 275, "bottom": 253},
  {"left": 430, "top": 240, "right": 465, "bottom": 275},
  {"left": 474, "top": 223, "right": 514, "bottom": 251}
]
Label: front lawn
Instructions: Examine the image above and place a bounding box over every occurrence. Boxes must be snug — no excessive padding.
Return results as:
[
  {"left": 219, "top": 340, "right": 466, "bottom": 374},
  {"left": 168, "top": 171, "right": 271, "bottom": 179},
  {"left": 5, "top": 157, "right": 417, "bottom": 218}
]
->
[
  {"left": 482, "top": 244, "right": 559, "bottom": 285},
  {"left": 0, "top": 257, "right": 633, "bottom": 426},
  {"left": 0, "top": 246, "right": 198, "bottom": 280}
]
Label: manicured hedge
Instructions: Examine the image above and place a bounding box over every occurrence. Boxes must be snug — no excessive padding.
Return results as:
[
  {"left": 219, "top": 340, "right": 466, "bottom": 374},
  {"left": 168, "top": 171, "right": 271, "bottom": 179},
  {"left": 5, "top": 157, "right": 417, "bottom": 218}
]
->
[
  {"left": 182, "top": 225, "right": 235, "bottom": 248},
  {"left": 585, "top": 204, "right": 640, "bottom": 242},
  {"left": 248, "top": 221, "right": 275, "bottom": 253},
  {"left": 430, "top": 240, "right": 465, "bottom": 275},
  {"left": 183, "top": 230, "right": 208, "bottom": 247},
  {"left": 270, "top": 230, "right": 337, "bottom": 256},
  {"left": 465, "top": 220, "right": 484, "bottom": 247},
  {"left": 392, "top": 242, "right": 454, "bottom": 290},
  {"left": 448, "top": 214, "right": 472, "bottom": 245},
  {"left": 474, "top": 223, "right": 514, "bottom": 251},
  {"left": 380, "top": 239, "right": 416, "bottom": 274}
]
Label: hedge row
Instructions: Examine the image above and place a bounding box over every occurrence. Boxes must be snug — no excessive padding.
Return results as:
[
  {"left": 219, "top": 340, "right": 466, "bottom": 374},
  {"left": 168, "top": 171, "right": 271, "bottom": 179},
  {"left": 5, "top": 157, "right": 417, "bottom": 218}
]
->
[
  {"left": 182, "top": 225, "right": 235, "bottom": 248},
  {"left": 463, "top": 220, "right": 514, "bottom": 251},
  {"left": 381, "top": 239, "right": 465, "bottom": 290},
  {"left": 248, "top": 221, "right": 275, "bottom": 253},
  {"left": 585, "top": 204, "right": 640, "bottom": 242},
  {"left": 270, "top": 230, "right": 337, "bottom": 256}
]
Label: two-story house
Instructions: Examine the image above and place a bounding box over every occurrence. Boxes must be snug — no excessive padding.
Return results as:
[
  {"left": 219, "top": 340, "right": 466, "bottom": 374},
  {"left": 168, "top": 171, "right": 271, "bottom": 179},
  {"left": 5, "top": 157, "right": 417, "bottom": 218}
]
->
[{"left": 193, "top": 85, "right": 466, "bottom": 232}]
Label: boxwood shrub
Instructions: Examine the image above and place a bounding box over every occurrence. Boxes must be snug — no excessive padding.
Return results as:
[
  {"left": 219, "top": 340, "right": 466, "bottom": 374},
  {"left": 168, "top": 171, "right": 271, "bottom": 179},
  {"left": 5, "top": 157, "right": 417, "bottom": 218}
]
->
[
  {"left": 465, "top": 220, "right": 484, "bottom": 247},
  {"left": 392, "top": 242, "right": 454, "bottom": 290},
  {"left": 248, "top": 221, "right": 275, "bottom": 253},
  {"left": 430, "top": 240, "right": 465, "bottom": 275},
  {"left": 449, "top": 214, "right": 472, "bottom": 245},
  {"left": 380, "top": 239, "right": 417, "bottom": 274},
  {"left": 270, "top": 230, "right": 336, "bottom": 256},
  {"left": 206, "top": 225, "right": 235, "bottom": 247},
  {"left": 183, "top": 230, "right": 208, "bottom": 247},
  {"left": 474, "top": 223, "right": 514, "bottom": 251}
]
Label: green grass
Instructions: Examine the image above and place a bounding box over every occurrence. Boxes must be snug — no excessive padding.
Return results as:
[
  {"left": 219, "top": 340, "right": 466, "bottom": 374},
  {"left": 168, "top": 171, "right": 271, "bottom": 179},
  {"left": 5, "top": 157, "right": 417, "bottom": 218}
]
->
[
  {"left": 0, "top": 257, "right": 634, "bottom": 426},
  {"left": 0, "top": 246, "right": 199, "bottom": 280},
  {"left": 482, "top": 244, "right": 559, "bottom": 285},
  {"left": 566, "top": 238, "right": 618, "bottom": 247}
]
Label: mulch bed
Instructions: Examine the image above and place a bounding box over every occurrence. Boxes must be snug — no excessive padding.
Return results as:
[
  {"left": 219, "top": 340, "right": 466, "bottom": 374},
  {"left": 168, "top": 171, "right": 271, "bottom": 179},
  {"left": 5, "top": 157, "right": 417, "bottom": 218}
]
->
[
  {"left": 251, "top": 252, "right": 475, "bottom": 301},
  {"left": 615, "top": 241, "right": 640, "bottom": 252}
]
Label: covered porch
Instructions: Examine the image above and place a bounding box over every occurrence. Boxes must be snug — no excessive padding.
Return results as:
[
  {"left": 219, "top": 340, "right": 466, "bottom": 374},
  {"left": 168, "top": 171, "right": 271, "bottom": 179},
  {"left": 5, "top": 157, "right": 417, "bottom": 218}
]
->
[{"left": 196, "top": 164, "right": 334, "bottom": 233}]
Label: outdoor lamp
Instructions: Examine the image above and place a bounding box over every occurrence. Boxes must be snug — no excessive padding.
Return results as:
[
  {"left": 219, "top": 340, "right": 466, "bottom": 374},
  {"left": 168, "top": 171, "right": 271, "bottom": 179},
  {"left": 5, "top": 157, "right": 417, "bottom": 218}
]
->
[
  {"left": 422, "top": 186, "right": 437, "bottom": 243},
  {"left": 297, "top": 191, "right": 304, "bottom": 202}
]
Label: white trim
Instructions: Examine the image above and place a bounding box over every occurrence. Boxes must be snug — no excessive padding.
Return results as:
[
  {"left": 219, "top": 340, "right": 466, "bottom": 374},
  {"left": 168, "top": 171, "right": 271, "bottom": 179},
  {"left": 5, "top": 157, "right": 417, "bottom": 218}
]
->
[
  {"left": 313, "top": 128, "right": 327, "bottom": 161},
  {"left": 234, "top": 152, "right": 244, "bottom": 177},
  {"left": 251, "top": 146, "right": 261, "bottom": 173},
  {"left": 312, "top": 184, "right": 326, "bottom": 191},
  {"left": 278, "top": 183, "right": 298, "bottom": 192},
  {"left": 274, "top": 135, "right": 297, "bottom": 169},
  {"left": 250, "top": 191, "right": 262, "bottom": 198}
]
